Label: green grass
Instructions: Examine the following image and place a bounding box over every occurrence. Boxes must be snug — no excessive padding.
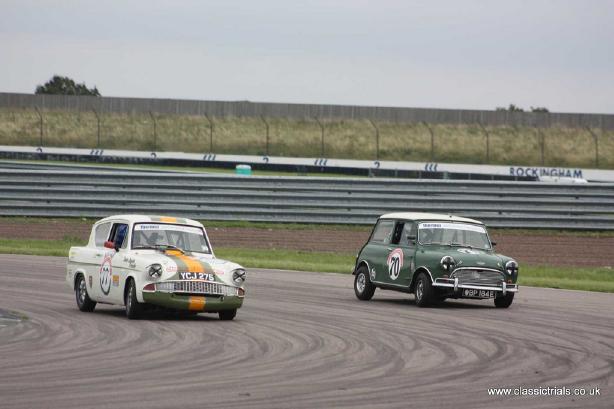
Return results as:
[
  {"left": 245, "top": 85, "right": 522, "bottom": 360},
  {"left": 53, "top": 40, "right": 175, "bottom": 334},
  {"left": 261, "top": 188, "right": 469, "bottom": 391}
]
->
[
  {"left": 0, "top": 237, "right": 83, "bottom": 257},
  {"left": 2, "top": 108, "right": 613, "bottom": 168},
  {"left": 1, "top": 237, "right": 613, "bottom": 293},
  {"left": 215, "top": 248, "right": 354, "bottom": 274},
  {"left": 519, "top": 265, "right": 614, "bottom": 292},
  {"left": 0, "top": 237, "right": 354, "bottom": 273}
]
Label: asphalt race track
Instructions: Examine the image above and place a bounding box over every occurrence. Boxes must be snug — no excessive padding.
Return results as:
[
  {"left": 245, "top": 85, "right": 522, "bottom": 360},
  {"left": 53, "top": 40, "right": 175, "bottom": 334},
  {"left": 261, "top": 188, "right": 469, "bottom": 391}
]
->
[{"left": 0, "top": 255, "right": 612, "bottom": 409}]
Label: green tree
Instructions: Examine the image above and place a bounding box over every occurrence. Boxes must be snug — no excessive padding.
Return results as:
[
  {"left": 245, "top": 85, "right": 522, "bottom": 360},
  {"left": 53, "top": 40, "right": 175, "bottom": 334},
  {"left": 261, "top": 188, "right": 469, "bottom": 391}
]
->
[
  {"left": 35, "top": 75, "right": 101, "bottom": 96},
  {"left": 496, "top": 104, "right": 524, "bottom": 112},
  {"left": 530, "top": 106, "right": 549, "bottom": 113}
]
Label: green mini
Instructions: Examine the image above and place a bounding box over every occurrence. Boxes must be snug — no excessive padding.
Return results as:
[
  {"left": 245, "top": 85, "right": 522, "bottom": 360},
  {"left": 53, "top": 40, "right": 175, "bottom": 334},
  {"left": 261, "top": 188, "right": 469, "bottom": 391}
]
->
[{"left": 353, "top": 212, "right": 518, "bottom": 308}]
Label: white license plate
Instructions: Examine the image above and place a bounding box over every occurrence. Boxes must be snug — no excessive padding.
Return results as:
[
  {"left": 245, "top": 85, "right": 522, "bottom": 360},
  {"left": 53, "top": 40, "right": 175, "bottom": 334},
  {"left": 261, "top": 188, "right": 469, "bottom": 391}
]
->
[{"left": 462, "top": 289, "right": 495, "bottom": 298}]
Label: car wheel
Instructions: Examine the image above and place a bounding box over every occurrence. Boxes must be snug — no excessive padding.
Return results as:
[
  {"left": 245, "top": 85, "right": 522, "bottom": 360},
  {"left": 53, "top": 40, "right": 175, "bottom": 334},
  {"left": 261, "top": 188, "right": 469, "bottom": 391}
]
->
[
  {"left": 494, "top": 292, "right": 514, "bottom": 308},
  {"left": 414, "top": 272, "right": 435, "bottom": 308},
  {"left": 75, "top": 274, "right": 96, "bottom": 312},
  {"left": 354, "top": 265, "right": 375, "bottom": 301},
  {"left": 219, "top": 309, "right": 237, "bottom": 321},
  {"left": 125, "top": 279, "right": 143, "bottom": 319}
]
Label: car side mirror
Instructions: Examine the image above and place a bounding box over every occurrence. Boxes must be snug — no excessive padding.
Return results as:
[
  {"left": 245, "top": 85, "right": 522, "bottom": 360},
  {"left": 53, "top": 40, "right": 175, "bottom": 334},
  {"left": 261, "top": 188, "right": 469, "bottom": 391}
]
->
[
  {"left": 406, "top": 235, "right": 417, "bottom": 245},
  {"left": 491, "top": 241, "right": 497, "bottom": 246}
]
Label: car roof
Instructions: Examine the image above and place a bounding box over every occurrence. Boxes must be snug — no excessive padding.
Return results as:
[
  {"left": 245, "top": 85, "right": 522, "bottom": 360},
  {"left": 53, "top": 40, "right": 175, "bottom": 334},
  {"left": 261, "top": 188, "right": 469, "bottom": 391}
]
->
[
  {"left": 95, "top": 214, "right": 203, "bottom": 227},
  {"left": 379, "top": 212, "right": 483, "bottom": 224}
]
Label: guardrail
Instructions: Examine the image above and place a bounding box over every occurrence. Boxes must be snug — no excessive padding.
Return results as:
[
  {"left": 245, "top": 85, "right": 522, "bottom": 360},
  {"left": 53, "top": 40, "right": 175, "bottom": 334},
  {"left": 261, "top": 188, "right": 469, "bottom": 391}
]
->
[{"left": 1, "top": 166, "right": 613, "bottom": 230}]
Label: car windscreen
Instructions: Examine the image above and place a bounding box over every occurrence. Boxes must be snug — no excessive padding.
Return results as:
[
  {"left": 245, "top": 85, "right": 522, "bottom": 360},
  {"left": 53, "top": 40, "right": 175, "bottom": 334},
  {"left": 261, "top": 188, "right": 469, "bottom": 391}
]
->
[
  {"left": 417, "top": 222, "right": 491, "bottom": 249},
  {"left": 131, "top": 223, "right": 211, "bottom": 254}
]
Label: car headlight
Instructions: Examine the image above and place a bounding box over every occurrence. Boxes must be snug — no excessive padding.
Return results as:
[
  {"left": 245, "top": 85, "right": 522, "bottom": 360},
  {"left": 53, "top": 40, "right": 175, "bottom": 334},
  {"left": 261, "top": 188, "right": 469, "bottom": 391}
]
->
[
  {"left": 148, "top": 263, "right": 163, "bottom": 279},
  {"left": 440, "top": 256, "right": 456, "bottom": 272},
  {"left": 505, "top": 260, "right": 518, "bottom": 275},
  {"left": 232, "top": 269, "right": 246, "bottom": 285}
]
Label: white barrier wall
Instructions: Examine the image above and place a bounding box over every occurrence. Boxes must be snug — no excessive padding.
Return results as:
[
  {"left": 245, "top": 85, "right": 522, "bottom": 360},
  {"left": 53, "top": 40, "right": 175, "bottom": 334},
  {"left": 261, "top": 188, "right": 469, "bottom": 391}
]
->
[{"left": 2, "top": 145, "right": 614, "bottom": 182}]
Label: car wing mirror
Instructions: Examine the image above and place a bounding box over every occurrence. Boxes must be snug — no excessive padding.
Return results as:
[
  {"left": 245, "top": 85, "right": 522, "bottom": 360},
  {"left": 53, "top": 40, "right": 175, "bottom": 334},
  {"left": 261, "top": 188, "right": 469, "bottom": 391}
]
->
[
  {"left": 491, "top": 241, "right": 497, "bottom": 246},
  {"left": 406, "top": 235, "right": 417, "bottom": 245}
]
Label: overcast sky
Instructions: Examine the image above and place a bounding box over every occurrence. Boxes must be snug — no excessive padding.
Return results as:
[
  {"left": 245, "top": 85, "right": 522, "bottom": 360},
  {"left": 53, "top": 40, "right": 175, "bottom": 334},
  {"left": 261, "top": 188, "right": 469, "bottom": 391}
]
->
[{"left": 1, "top": 0, "right": 613, "bottom": 113}]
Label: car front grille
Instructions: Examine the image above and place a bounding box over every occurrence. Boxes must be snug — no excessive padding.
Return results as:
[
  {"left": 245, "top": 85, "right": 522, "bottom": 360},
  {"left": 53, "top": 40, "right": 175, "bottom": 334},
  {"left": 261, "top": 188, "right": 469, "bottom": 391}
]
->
[
  {"left": 451, "top": 269, "right": 505, "bottom": 286},
  {"left": 156, "top": 280, "right": 239, "bottom": 296}
]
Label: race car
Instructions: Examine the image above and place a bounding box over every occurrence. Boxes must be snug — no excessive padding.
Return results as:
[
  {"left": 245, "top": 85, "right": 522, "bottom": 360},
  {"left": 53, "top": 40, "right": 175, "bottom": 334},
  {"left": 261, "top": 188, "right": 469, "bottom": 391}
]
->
[
  {"left": 66, "top": 215, "right": 246, "bottom": 319},
  {"left": 353, "top": 212, "right": 518, "bottom": 308}
]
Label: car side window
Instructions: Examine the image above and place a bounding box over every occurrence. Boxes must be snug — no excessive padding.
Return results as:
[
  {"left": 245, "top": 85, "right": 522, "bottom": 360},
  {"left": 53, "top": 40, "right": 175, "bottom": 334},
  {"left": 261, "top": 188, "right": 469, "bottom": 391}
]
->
[
  {"left": 94, "top": 222, "right": 111, "bottom": 247},
  {"left": 370, "top": 220, "right": 395, "bottom": 244},
  {"left": 398, "top": 222, "right": 416, "bottom": 247},
  {"left": 390, "top": 222, "right": 404, "bottom": 245},
  {"left": 108, "top": 223, "right": 129, "bottom": 249}
]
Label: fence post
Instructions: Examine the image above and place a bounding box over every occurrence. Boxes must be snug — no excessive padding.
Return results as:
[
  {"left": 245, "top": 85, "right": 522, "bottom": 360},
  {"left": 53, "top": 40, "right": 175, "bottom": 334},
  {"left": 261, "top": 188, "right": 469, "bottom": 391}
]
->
[
  {"left": 478, "top": 122, "right": 490, "bottom": 163},
  {"left": 368, "top": 119, "right": 380, "bottom": 160},
  {"left": 585, "top": 126, "right": 599, "bottom": 168},
  {"left": 314, "top": 117, "right": 325, "bottom": 157},
  {"left": 536, "top": 127, "right": 545, "bottom": 166},
  {"left": 34, "top": 107, "right": 43, "bottom": 146},
  {"left": 149, "top": 111, "right": 157, "bottom": 151},
  {"left": 422, "top": 121, "right": 435, "bottom": 161},
  {"left": 92, "top": 108, "right": 101, "bottom": 148},
  {"left": 260, "top": 115, "right": 270, "bottom": 155},
  {"left": 204, "top": 113, "right": 214, "bottom": 152}
]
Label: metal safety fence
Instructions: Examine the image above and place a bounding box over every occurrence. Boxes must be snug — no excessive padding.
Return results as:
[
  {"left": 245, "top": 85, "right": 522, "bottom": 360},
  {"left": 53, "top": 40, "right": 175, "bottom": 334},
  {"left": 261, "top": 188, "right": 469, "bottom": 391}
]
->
[{"left": 0, "top": 166, "right": 613, "bottom": 230}]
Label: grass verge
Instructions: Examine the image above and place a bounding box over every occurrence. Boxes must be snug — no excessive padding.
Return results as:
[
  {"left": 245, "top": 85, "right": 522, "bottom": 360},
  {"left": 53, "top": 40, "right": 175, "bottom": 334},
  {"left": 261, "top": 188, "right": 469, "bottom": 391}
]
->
[
  {"left": 1, "top": 238, "right": 613, "bottom": 293},
  {"left": 2, "top": 108, "right": 613, "bottom": 168},
  {"left": 0, "top": 237, "right": 82, "bottom": 257},
  {"left": 214, "top": 248, "right": 354, "bottom": 274}
]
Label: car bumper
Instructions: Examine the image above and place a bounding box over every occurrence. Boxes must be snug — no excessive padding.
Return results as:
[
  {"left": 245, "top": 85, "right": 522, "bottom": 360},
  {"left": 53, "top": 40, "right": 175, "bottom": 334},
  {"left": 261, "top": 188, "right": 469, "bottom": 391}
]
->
[
  {"left": 432, "top": 277, "right": 518, "bottom": 295},
  {"left": 142, "top": 291, "right": 243, "bottom": 312}
]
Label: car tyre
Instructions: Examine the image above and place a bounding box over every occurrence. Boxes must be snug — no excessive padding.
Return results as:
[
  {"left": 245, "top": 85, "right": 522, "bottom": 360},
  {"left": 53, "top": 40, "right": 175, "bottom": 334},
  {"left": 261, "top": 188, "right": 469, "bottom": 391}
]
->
[
  {"left": 414, "top": 272, "right": 435, "bottom": 308},
  {"left": 354, "top": 265, "right": 376, "bottom": 301},
  {"left": 219, "top": 309, "right": 237, "bottom": 321},
  {"left": 75, "top": 274, "right": 96, "bottom": 312},
  {"left": 494, "top": 292, "right": 514, "bottom": 308},
  {"left": 125, "top": 279, "right": 143, "bottom": 319}
]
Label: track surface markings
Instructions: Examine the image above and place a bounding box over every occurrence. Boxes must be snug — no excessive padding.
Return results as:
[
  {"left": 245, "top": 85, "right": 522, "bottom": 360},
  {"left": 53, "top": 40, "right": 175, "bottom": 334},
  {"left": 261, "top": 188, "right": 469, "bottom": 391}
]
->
[{"left": 0, "top": 254, "right": 613, "bottom": 408}]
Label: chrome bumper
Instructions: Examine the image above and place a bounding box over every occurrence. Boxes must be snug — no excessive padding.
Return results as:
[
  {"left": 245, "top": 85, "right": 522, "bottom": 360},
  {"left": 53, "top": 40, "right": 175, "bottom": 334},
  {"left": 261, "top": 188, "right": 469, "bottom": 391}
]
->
[{"left": 432, "top": 277, "right": 518, "bottom": 295}]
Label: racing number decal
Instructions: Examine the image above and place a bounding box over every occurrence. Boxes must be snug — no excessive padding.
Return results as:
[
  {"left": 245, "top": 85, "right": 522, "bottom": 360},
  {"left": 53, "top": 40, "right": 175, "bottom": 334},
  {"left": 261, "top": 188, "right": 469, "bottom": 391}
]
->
[
  {"left": 387, "top": 248, "right": 404, "bottom": 281},
  {"left": 100, "top": 255, "right": 113, "bottom": 295}
]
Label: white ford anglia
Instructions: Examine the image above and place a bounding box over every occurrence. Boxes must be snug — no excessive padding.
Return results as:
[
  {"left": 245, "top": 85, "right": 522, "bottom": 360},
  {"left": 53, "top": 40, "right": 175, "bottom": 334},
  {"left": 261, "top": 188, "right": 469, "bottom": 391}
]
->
[{"left": 66, "top": 215, "right": 246, "bottom": 320}]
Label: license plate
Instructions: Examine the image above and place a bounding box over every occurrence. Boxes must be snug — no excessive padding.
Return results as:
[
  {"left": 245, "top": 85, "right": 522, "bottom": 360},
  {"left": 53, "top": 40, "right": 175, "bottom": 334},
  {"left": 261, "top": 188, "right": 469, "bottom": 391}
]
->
[{"left": 462, "top": 289, "right": 495, "bottom": 298}]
